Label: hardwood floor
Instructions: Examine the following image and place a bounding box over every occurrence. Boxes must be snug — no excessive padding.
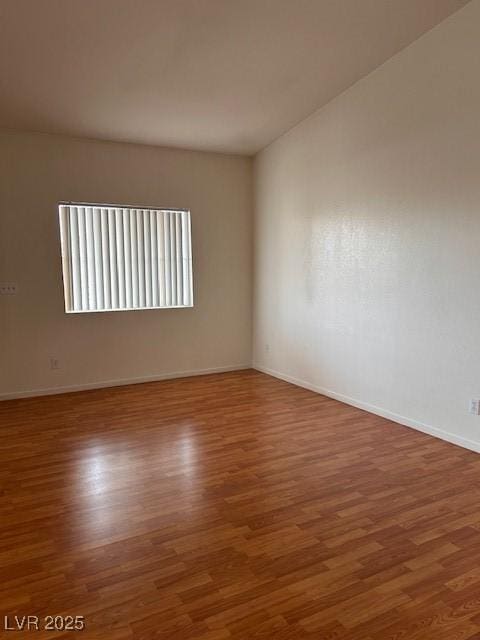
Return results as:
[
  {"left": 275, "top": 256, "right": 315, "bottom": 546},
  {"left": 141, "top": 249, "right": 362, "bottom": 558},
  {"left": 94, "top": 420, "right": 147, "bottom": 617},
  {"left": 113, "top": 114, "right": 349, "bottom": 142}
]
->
[{"left": 1, "top": 370, "right": 480, "bottom": 639}]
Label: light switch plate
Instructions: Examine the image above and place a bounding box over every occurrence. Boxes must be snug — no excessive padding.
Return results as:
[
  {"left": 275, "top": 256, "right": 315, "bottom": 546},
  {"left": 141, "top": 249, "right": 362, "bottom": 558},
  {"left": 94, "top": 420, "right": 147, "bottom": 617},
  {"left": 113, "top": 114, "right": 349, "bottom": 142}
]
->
[{"left": 0, "top": 283, "right": 18, "bottom": 295}]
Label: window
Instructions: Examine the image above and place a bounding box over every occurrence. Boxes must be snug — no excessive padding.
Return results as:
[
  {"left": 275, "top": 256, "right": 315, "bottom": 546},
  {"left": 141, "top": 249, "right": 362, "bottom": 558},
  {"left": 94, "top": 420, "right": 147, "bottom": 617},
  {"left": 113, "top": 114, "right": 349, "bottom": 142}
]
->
[{"left": 59, "top": 203, "right": 193, "bottom": 313}]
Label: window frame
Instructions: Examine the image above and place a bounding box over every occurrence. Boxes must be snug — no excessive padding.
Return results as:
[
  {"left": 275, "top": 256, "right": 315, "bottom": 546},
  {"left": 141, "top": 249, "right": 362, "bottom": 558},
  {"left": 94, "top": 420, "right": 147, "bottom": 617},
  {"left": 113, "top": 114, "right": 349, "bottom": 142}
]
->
[{"left": 58, "top": 201, "right": 194, "bottom": 314}]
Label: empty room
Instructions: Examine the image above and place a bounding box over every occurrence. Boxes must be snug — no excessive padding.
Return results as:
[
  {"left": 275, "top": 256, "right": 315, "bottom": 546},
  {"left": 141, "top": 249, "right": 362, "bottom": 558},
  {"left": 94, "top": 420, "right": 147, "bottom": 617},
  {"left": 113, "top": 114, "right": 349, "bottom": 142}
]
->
[{"left": 2, "top": 0, "right": 480, "bottom": 638}]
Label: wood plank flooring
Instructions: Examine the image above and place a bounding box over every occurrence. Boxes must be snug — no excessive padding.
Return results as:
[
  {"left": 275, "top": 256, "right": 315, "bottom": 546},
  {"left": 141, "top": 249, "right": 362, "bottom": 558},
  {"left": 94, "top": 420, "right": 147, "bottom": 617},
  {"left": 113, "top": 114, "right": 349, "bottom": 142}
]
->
[{"left": 1, "top": 369, "right": 480, "bottom": 639}]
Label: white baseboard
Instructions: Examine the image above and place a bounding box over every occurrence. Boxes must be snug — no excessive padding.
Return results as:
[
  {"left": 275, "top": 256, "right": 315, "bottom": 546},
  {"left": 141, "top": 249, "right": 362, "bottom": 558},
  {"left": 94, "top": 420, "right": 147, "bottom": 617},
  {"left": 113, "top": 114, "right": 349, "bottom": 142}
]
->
[
  {"left": 254, "top": 363, "right": 480, "bottom": 454},
  {"left": 0, "top": 364, "right": 251, "bottom": 401}
]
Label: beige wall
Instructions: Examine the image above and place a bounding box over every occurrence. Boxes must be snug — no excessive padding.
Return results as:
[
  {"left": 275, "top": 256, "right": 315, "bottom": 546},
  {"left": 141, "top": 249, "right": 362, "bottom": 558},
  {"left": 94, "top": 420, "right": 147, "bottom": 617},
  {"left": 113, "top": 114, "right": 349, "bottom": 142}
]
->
[
  {"left": 0, "top": 131, "right": 252, "bottom": 397},
  {"left": 253, "top": 1, "right": 480, "bottom": 452}
]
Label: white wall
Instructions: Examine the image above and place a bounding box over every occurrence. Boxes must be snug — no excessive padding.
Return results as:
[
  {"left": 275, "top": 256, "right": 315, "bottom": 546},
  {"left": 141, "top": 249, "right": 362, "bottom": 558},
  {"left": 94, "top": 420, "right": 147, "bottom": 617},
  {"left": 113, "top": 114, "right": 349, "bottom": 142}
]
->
[
  {"left": 0, "top": 131, "right": 252, "bottom": 398},
  {"left": 253, "top": 1, "right": 480, "bottom": 452}
]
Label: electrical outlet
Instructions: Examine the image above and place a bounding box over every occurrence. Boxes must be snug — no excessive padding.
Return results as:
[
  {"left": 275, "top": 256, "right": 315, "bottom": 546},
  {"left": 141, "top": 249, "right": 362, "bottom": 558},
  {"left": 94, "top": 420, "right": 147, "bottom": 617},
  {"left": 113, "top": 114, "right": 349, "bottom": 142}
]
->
[
  {"left": 0, "top": 283, "right": 17, "bottom": 295},
  {"left": 50, "top": 358, "right": 60, "bottom": 370},
  {"left": 469, "top": 399, "right": 480, "bottom": 415}
]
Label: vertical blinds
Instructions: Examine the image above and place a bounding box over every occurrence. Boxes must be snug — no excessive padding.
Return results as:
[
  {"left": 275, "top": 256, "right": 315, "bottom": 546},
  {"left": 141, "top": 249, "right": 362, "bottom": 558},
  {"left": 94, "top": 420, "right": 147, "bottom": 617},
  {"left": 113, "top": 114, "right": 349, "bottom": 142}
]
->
[{"left": 59, "top": 204, "right": 193, "bottom": 313}]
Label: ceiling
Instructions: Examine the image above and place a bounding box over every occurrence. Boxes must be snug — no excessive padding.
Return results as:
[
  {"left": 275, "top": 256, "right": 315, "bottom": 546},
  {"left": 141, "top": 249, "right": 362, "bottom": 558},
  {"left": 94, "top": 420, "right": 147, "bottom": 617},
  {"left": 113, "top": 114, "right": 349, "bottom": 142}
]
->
[{"left": 0, "top": 0, "right": 469, "bottom": 155}]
